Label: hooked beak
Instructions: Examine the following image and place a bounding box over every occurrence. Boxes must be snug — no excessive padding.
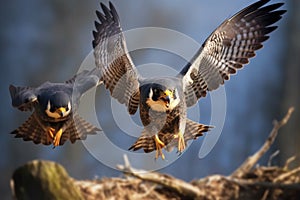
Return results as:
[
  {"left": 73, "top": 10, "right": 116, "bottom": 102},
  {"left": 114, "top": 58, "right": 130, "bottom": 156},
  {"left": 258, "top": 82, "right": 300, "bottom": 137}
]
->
[
  {"left": 160, "top": 90, "right": 173, "bottom": 107},
  {"left": 162, "top": 96, "right": 170, "bottom": 107},
  {"left": 55, "top": 107, "right": 66, "bottom": 117}
]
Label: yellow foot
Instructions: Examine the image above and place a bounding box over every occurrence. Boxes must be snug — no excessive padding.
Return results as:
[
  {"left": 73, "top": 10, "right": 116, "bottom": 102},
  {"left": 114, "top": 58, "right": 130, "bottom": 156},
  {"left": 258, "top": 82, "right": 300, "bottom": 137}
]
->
[
  {"left": 53, "top": 128, "right": 63, "bottom": 147},
  {"left": 154, "top": 134, "right": 165, "bottom": 160},
  {"left": 177, "top": 131, "right": 186, "bottom": 153},
  {"left": 47, "top": 127, "right": 55, "bottom": 144}
]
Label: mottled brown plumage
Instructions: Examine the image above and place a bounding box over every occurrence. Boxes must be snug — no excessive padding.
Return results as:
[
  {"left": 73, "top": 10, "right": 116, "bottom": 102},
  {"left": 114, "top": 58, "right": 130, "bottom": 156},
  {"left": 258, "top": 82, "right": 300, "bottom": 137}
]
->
[{"left": 92, "top": 1, "right": 285, "bottom": 158}]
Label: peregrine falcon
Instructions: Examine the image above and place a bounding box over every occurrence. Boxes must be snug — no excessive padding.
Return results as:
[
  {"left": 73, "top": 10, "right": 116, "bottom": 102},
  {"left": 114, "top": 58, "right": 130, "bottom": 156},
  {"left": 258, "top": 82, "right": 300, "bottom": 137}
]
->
[
  {"left": 10, "top": 68, "right": 101, "bottom": 146},
  {"left": 92, "top": 1, "right": 285, "bottom": 159}
]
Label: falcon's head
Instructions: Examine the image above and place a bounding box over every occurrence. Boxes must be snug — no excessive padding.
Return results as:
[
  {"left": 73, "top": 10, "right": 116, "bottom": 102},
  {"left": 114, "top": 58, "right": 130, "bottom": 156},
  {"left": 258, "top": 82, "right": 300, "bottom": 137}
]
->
[
  {"left": 39, "top": 91, "right": 72, "bottom": 119},
  {"left": 146, "top": 83, "right": 180, "bottom": 112}
]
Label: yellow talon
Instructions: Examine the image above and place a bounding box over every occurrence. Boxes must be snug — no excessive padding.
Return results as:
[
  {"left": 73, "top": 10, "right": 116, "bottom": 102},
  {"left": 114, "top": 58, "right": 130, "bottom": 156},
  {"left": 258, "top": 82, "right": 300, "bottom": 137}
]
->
[
  {"left": 53, "top": 128, "right": 63, "bottom": 147},
  {"left": 47, "top": 127, "right": 55, "bottom": 144},
  {"left": 177, "top": 131, "right": 186, "bottom": 153},
  {"left": 155, "top": 134, "right": 165, "bottom": 146},
  {"left": 154, "top": 134, "right": 165, "bottom": 160}
]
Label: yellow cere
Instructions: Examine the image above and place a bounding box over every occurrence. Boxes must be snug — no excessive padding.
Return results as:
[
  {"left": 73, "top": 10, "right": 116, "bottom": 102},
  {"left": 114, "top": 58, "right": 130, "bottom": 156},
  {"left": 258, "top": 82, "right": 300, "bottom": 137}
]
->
[
  {"left": 164, "top": 89, "right": 173, "bottom": 97},
  {"left": 56, "top": 107, "right": 66, "bottom": 114}
]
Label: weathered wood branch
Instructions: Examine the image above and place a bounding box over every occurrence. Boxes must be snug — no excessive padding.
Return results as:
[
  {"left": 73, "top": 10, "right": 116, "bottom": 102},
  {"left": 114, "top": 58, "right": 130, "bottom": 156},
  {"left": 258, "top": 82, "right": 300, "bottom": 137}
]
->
[{"left": 117, "top": 155, "right": 206, "bottom": 199}]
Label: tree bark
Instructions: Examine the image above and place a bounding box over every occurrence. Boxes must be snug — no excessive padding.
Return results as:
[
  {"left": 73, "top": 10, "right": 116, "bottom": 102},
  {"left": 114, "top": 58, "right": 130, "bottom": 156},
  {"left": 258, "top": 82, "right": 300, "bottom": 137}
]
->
[{"left": 11, "top": 160, "right": 83, "bottom": 200}]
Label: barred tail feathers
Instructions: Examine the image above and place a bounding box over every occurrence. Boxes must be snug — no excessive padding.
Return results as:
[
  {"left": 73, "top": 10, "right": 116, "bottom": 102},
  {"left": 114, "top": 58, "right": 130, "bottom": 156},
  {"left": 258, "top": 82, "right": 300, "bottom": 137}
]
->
[
  {"left": 61, "top": 114, "right": 100, "bottom": 145},
  {"left": 128, "top": 129, "right": 174, "bottom": 153},
  {"left": 11, "top": 113, "right": 51, "bottom": 145},
  {"left": 165, "top": 119, "right": 213, "bottom": 152},
  {"left": 184, "top": 119, "right": 213, "bottom": 141}
]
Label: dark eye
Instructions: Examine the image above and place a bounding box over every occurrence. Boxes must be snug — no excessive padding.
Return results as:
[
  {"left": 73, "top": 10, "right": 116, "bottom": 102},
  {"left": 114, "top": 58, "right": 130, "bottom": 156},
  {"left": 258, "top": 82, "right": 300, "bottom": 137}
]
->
[
  {"left": 50, "top": 107, "right": 55, "bottom": 112},
  {"left": 153, "top": 88, "right": 160, "bottom": 96}
]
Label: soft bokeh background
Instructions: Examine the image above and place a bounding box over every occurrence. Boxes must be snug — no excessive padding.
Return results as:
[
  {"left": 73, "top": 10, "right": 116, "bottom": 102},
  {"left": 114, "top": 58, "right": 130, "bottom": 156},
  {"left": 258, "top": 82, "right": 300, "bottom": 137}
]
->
[{"left": 1, "top": 0, "right": 299, "bottom": 198}]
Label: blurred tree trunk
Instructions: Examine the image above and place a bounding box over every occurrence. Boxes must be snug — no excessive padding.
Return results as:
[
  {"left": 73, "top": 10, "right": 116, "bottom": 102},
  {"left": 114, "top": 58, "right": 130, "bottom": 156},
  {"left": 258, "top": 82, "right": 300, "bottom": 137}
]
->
[
  {"left": 11, "top": 160, "right": 83, "bottom": 200},
  {"left": 279, "top": 1, "right": 300, "bottom": 166}
]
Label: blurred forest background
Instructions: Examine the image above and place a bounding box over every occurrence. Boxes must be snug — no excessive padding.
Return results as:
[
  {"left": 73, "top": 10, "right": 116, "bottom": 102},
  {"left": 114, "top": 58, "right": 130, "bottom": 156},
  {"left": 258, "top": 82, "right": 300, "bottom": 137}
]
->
[{"left": 1, "top": 0, "right": 298, "bottom": 199}]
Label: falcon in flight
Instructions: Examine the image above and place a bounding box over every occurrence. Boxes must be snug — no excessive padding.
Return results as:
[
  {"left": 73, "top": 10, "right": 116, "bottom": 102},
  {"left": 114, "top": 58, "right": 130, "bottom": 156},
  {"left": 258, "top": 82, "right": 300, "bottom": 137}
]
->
[
  {"left": 10, "top": 68, "right": 101, "bottom": 146},
  {"left": 92, "top": 0, "right": 285, "bottom": 159}
]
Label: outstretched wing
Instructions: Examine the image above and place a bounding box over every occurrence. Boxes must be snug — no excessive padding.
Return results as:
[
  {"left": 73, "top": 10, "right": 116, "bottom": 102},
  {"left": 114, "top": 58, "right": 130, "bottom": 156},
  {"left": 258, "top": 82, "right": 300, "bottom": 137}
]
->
[
  {"left": 65, "top": 68, "right": 101, "bottom": 99},
  {"left": 92, "top": 2, "right": 140, "bottom": 115},
  {"left": 179, "top": 0, "right": 286, "bottom": 107},
  {"left": 9, "top": 85, "right": 37, "bottom": 111}
]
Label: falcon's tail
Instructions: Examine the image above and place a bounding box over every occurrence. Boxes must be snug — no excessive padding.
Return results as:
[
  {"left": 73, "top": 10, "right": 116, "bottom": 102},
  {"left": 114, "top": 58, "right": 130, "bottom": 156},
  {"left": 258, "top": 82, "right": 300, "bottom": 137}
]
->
[
  {"left": 60, "top": 114, "right": 100, "bottom": 145},
  {"left": 11, "top": 113, "right": 100, "bottom": 146},
  {"left": 165, "top": 119, "right": 213, "bottom": 152},
  {"left": 11, "top": 113, "right": 52, "bottom": 145},
  {"left": 184, "top": 119, "right": 213, "bottom": 140},
  {"left": 128, "top": 129, "right": 174, "bottom": 153}
]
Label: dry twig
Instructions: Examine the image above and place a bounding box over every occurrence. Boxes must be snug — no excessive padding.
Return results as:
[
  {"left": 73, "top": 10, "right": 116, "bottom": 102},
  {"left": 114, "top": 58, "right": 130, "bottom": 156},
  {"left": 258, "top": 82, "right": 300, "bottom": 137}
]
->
[
  {"left": 231, "top": 107, "right": 295, "bottom": 178},
  {"left": 117, "top": 155, "right": 205, "bottom": 199},
  {"left": 284, "top": 156, "right": 297, "bottom": 170}
]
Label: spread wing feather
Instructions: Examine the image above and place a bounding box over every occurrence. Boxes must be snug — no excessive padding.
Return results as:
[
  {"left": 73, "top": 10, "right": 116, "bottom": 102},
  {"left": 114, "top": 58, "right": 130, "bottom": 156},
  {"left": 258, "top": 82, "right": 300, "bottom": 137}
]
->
[
  {"left": 9, "top": 85, "right": 37, "bottom": 111},
  {"left": 93, "top": 2, "right": 140, "bottom": 115},
  {"left": 179, "top": 0, "right": 286, "bottom": 107}
]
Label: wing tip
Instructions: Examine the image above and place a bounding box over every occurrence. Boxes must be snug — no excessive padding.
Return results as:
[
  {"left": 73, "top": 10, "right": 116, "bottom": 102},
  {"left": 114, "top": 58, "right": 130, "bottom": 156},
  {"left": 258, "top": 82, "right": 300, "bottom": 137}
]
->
[
  {"left": 92, "top": 1, "right": 120, "bottom": 49},
  {"left": 9, "top": 84, "right": 17, "bottom": 98},
  {"left": 100, "top": 2, "right": 111, "bottom": 16}
]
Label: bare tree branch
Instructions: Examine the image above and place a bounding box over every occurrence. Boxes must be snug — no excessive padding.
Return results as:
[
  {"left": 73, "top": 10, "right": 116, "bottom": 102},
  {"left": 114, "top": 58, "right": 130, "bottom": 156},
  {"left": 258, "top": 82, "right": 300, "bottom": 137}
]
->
[
  {"left": 231, "top": 107, "right": 295, "bottom": 178},
  {"left": 117, "top": 155, "right": 205, "bottom": 199},
  {"left": 274, "top": 166, "right": 300, "bottom": 182},
  {"left": 284, "top": 156, "right": 297, "bottom": 170}
]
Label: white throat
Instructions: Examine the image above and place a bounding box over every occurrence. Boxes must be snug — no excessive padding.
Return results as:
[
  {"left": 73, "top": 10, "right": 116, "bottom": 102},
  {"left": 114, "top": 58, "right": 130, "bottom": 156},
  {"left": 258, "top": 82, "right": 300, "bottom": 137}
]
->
[{"left": 146, "top": 97, "right": 180, "bottom": 112}]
